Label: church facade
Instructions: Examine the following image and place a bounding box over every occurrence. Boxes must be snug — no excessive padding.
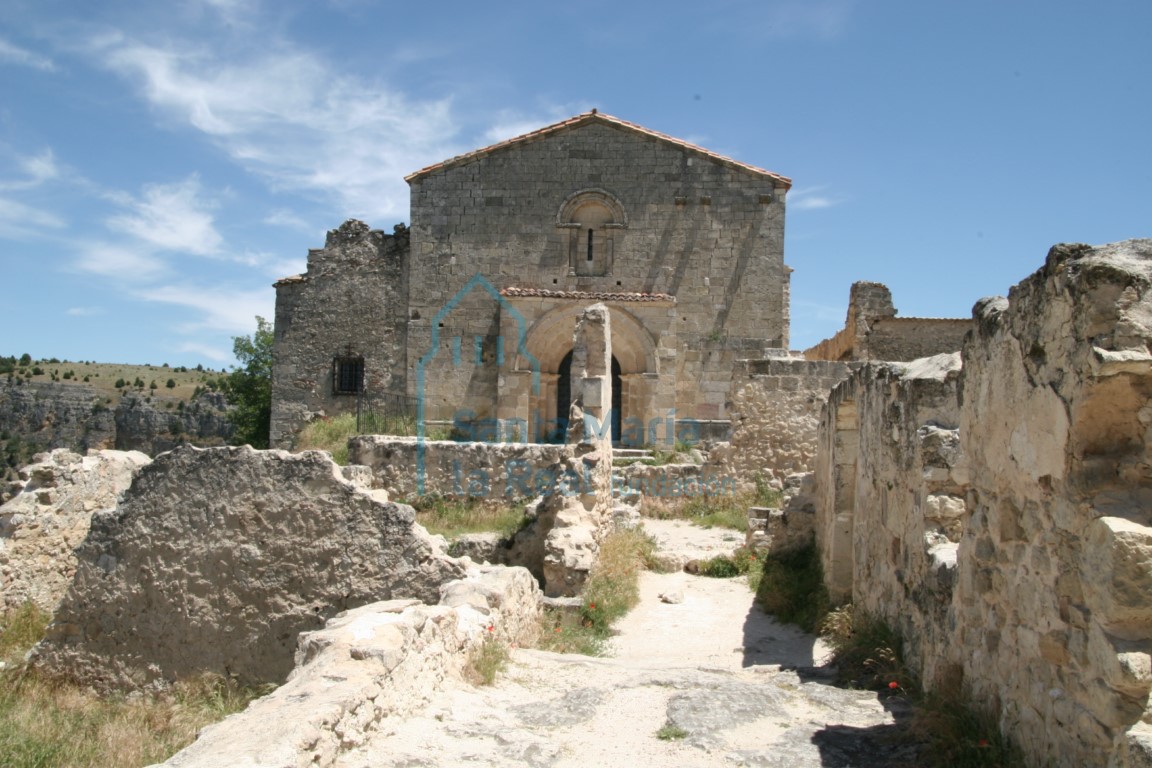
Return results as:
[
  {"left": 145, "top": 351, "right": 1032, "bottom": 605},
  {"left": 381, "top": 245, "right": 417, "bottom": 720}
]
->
[{"left": 270, "top": 112, "right": 792, "bottom": 448}]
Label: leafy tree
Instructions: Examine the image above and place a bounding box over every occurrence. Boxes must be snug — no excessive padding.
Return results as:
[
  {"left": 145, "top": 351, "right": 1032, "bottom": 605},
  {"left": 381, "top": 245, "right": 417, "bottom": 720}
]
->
[
  {"left": 18, "top": 353, "right": 31, "bottom": 366},
  {"left": 224, "top": 316, "right": 273, "bottom": 449},
  {"left": 166, "top": 378, "right": 176, "bottom": 388}
]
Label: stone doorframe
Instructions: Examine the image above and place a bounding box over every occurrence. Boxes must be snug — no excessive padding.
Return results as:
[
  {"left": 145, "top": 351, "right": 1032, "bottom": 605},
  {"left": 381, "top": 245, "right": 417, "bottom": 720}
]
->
[{"left": 498, "top": 303, "right": 667, "bottom": 444}]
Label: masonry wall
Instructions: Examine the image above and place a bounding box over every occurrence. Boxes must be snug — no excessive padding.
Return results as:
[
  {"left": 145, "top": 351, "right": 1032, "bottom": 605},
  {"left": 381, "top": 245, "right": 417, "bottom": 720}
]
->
[
  {"left": 815, "top": 354, "right": 967, "bottom": 683},
  {"left": 711, "top": 357, "right": 853, "bottom": 490},
  {"left": 407, "top": 121, "right": 789, "bottom": 424},
  {"left": 816, "top": 239, "right": 1152, "bottom": 767},
  {"left": 864, "top": 317, "right": 971, "bottom": 362},
  {"left": 270, "top": 221, "right": 410, "bottom": 448}
]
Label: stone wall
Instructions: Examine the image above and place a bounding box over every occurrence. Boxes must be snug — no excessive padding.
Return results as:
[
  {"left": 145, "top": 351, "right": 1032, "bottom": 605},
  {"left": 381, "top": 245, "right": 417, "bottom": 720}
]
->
[
  {"left": 33, "top": 445, "right": 467, "bottom": 691},
  {"left": 270, "top": 220, "right": 410, "bottom": 448},
  {"left": 815, "top": 239, "right": 1152, "bottom": 766},
  {"left": 1, "top": 448, "right": 150, "bottom": 613},
  {"left": 710, "top": 357, "right": 853, "bottom": 490},
  {"left": 152, "top": 565, "right": 542, "bottom": 768},
  {"left": 814, "top": 353, "right": 966, "bottom": 684},
  {"left": 347, "top": 436, "right": 571, "bottom": 501},
  {"left": 805, "top": 280, "right": 970, "bottom": 363}
]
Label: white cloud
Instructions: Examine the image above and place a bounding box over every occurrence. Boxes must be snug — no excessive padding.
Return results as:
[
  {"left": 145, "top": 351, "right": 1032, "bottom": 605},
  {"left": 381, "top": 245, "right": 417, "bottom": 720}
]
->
[
  {"left": 0, "top": 196, "right": 67, "bottom": 235},
  {"left": 74, "top": 241, "right": 167, "bottom": 279},
  {"left": 176, "top": 341, "right": 233, "bottom": 363},
  {"left": 18, "top": 149, "right": 60, "bottom": 185},
  {"left": 98, "top": 39, "right": 463, "bottom": 223},
  {"left": 789, "top": 186, "right": 843, "bottom": 211},
  {"left": 136, "top": 283, "right": 273, "bottom": 336},
  {"left": 105, "top": 176, "right": 223, "bottom": 256},
  {"left": 66, "top": 306, "right": 105, "bottom": 317},
  {"left": 0, "top": 38, "right": 57, "bottom": 72}
]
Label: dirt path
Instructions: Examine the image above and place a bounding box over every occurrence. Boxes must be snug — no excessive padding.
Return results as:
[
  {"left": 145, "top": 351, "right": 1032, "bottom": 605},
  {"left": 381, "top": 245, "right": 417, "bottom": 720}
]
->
[{"left": 336, "top": 521, "right": 917, "bottom": 768}]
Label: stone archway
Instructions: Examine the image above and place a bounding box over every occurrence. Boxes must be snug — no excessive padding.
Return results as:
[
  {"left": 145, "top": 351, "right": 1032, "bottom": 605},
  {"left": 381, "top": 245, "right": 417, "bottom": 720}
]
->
[{"left": 516, "top": 304, "right": 657, "bottom": 445}]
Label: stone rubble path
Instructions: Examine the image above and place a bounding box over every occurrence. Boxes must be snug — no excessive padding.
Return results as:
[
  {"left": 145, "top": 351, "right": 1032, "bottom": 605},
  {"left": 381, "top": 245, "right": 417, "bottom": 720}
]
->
[{"left": 335, "top": 520, "right": 919, "bottom": 768}]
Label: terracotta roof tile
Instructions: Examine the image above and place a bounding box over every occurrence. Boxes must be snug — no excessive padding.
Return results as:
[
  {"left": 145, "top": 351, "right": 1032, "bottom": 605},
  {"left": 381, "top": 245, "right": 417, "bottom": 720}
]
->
[
  {"left": 500, "top": 286, "right": 675, "bottom": 303},
  {"left": 405, "top": 111, "right": 791, "bottom": 188}
]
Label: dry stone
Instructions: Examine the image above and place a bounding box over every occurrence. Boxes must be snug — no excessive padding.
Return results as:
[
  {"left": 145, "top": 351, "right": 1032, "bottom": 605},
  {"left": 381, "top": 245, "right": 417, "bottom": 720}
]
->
[
  {"left": 33, "top": 444, "right": 468, "bottom": 691},
  {"left": 152, "top": 564, "right": 542, "bottom": 768},
  {"left": 0, "top": 448, "right": 150, "bottom": 613}
]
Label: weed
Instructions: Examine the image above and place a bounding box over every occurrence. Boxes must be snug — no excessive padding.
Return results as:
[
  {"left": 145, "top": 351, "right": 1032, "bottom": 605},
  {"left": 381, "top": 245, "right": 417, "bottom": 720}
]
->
[
  {"left": 407, "top": 495, "right": 531, "bottom": 539},
  {"left": 754, "top": 542, "right": 830, "bottom": 633},
  {"left": 534, "top": 527, "right": 656, "bottom": 656},
  {"left": 465, "top": 636, "right": 510, "bottom": 686},
  {"left": 697, "top": 546, "right": 761, "bottom": 580},
  {"left": 644, "top": 494, "right": 748, "bottom": 532},
  {"left": 0, "top": 605, "right": 266, "bottom": 768},
  {"left": 297, "top": 413, "right": 357, "bottom": 464},
  {"left": 818, "top": 607, "right": 1023, "bottom": 767},
  {"left": 656, "top": 723, "right": 688, "bottom": 740}
]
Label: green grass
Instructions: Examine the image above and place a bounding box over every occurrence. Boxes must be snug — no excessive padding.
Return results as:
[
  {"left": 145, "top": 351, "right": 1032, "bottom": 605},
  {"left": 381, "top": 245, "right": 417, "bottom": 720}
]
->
[
  {"left": 536, "top": 527, "right": 657, "bottom": 656},
  {"left": 297, "top": 413, "right": 358, "bottom": 464},
  {"left": 697, "top": 546, "right": 762, "bottom": 581},
  {"left": 655, "top": 723, "right": 688, "bottom": 740},
  {"left": 753, "top": 542, "right": 830, "bottom": 633},
  {"left": 408, "top": 495, "right": 532, "bottom": 539},
  {"left": 0, "top": 603, "right": 267, "bottom": 768},
  {"left": 465, "top": 636, "right": 510, "bottom": 686},
  {"left": 644, "top": 494, "right": 749, "bottom": 531}
]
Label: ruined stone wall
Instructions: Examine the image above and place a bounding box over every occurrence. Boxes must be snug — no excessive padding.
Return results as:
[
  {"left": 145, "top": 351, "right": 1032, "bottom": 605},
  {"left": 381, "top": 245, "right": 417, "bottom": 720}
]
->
[
  {"left": 711, "top": 357, "right": 853, "bottom": 490},
  {"left": 815, "top": 354, "right": 966, "bottom": 683},
  {"left": 270, "top": 220, "right": 410, "bottom": 448},
  {"left": 864, "top": 317, "right": 971, "bottom": 362},
  {"left": 407, "top": 120, "right": 789, "bottom": 423},
  {"left": 152, "top": 566, "right": 542, "bottom": 768},
  {"left": 348, "top": 436, "right": 571, "bottom": 501},
  {"left": 805, "top": 281, "right": 969, "bottom": 363},
  {"left": 816, "top": 240, "right": 1152, "bottom": 766},
  {"left": 34, "top": 445, "right": 467, "bottom": 691},
  {"left": 1, "top": 449, "right": 150, "bottom": 613}
]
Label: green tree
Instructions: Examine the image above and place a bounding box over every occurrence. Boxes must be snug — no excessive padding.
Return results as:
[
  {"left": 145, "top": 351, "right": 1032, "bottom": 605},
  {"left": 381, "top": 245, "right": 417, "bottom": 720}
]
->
[{"left": 224, "top": 316, "right": 273, "bottom": 449}]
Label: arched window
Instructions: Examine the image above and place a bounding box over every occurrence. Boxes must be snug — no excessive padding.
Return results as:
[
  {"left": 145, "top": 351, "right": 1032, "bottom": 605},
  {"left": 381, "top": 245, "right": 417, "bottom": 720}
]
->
[{"left": 557, "top": 189, "right": 626, "bottom": 277}]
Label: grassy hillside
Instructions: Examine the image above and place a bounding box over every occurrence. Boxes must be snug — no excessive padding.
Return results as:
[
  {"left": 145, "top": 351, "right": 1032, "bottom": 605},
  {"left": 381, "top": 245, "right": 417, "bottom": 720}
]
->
[{"left": 0, "top": 355, "right": 231, "bottom": 409}]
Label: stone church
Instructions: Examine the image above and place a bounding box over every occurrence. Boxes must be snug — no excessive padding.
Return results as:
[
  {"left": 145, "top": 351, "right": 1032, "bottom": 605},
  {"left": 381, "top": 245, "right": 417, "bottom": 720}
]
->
[{"left": 270, "top": 111, "right": 793, "bottom": 448}]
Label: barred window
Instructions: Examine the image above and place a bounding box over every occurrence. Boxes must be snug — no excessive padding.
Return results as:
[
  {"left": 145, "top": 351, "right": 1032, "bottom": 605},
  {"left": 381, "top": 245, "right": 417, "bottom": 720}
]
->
[{"left": 333, "top": 357, "right": 364, "bottom": 395}]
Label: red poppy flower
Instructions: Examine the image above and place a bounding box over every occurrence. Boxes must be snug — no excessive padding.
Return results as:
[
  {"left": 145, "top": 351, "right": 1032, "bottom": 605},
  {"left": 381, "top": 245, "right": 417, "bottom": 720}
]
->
[{"left": 888, "top": 681, "right": 899, "bottom": 689}]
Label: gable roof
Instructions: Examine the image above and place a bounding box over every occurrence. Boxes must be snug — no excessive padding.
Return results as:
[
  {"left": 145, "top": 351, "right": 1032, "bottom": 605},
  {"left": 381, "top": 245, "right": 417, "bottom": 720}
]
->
[{"left": 405, "top": 111, "right": 791, "bottom": 189}]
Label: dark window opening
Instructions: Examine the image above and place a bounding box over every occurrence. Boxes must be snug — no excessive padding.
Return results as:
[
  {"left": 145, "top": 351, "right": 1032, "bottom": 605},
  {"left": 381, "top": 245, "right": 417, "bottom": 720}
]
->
[
  {"left": 586, "top": 229, "right": 594, "bottom": 261},
  {"left": 333, "top": 357, "right": 364, "bottom": 395}
]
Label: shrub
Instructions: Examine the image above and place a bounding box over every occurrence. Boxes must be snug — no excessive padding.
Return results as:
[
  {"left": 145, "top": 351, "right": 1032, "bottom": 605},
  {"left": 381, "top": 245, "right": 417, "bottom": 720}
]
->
[
  {"left": 166, "top": 378, "right": 176, "bottom": 389},
  {"left": 114, "top": 378, "right": 126, "bottom": 388},
  {"left": 697, "top": 546, "right": 760, "bottom": 580},
  {"left": 754, "top": 542, "right": 829, "bottom": 633}
]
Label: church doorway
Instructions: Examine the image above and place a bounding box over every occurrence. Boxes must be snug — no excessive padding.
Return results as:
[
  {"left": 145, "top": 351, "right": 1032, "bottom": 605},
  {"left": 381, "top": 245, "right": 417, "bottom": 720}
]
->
[{"left": 556, "top": 350, "right": 622, "bottom": 443}]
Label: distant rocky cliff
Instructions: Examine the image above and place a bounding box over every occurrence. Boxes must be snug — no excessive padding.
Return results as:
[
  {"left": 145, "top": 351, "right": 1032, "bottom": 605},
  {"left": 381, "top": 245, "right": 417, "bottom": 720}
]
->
[{"left": 0, "top": 380, "right": 233, "bottom": 483}]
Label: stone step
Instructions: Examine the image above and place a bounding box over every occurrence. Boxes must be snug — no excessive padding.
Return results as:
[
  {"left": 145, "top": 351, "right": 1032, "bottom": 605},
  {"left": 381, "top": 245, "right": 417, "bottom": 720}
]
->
[{"left": 612, "top": 448, "right": 653, "bottom": 460}]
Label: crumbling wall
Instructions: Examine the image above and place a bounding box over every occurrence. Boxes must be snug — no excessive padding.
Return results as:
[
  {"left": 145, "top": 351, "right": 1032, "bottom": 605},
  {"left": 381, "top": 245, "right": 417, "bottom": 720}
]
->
[
  {"left": 711, "top": 358, "right": 853, "bottom": 490},
  {"left": 816, "top": 239, "right": 1152, "bottom": 767},
  {"left": 955, "top": 240, "right": 1152, "bottom": 766},
  {"left": 815, "top": 354, "right": 966, "bottom": 683},
  {"left": 270, "top": 220, "right": 410, "bottom": 449},
  {"left": 1, "top": 448, "right": 150, "bottom": 613},
  {"left": 805, "top": 280, "right": 969, "bottom": 363},
  {"left": 152, "top": 565, "right": 542, "bottom": 768},
  {"left": 33, "top": 445, "right": 467, "bottom": 691},
  {"left": 347, "top": 436, "right": 570, "bottom": 501}
]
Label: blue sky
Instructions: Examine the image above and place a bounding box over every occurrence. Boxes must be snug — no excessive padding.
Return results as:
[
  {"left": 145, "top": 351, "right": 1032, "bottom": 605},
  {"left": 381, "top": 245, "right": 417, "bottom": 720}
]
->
[{"left": 1, "top": 0, "right": 1148, "bottom": 367}]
